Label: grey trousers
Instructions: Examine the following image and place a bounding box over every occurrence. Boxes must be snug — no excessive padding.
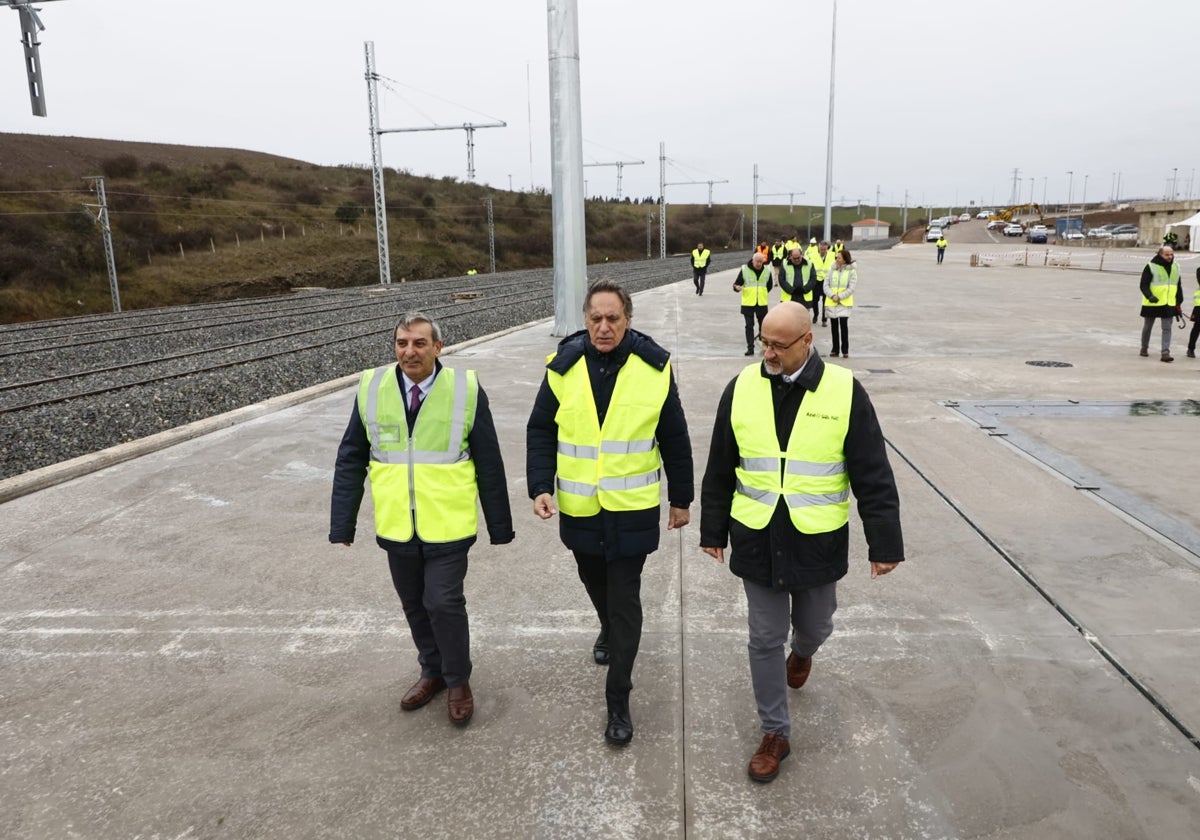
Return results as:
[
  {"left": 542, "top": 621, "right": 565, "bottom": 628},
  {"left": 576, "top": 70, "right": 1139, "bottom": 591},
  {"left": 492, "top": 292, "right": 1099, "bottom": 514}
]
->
[
  {"left": 742, "top": 578, "right": 838, "bottom": 738},
  {"left": 1141, "top": 315, "right": 1173, "bottom": 353}
]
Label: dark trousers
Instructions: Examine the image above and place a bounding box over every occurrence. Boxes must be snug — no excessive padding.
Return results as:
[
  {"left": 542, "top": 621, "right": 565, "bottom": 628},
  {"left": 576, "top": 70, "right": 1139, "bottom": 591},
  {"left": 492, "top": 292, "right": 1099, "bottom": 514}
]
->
[
  {"left": 815, "top": 289, "right": 826, "bottom": 323},
  {"left": 937, "top": 247, "right": 945, "bottom": 264},
  {"left": 574, "top": 551, "right": 647, "bottom": 701},
  {"left": 804, "top": 297, "right": 820, "bottom": 325},
  {"left": 1189, "top": 307, "right": 1200, "bottom": 353},
  {"left": 693, "top": 267, "right": 707, "bottom": 294},
  {"left": 741, "top": 305, "right": 767, "bottom": 350},
  {"left": 830, "top": 317, "right": 849, "bottom": 354},
  {"left": 387, "top": 545, "right": 471, "bottom": 688}
]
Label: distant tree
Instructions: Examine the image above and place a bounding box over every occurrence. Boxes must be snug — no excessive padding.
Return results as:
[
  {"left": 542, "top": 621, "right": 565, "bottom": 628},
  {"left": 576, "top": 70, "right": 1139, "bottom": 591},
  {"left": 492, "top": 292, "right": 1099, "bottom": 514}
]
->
[
  {"left": 335, "top": 202, "right": 363, "bottom": 224},
  {"left": 100, "top": 154, "right": 139, "bottom": 179}
]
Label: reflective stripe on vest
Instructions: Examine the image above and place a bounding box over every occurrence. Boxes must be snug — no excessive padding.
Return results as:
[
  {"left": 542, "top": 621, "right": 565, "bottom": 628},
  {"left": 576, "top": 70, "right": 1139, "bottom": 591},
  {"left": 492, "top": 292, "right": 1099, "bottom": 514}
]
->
[
  {"left": 781, "top": 261, "right": 813, "bottom": 303},
  {"left": 827, "top": 266, "right": 854, "bottom": 308},
  {"left": 547, "top": 354, "right": 669, "bottom": 516},
  {"left": 1143, "top": 262, "right": 1180, "bottom": 308},
  {"left": 740, "top": 264, "right": 770, "bottom": 307},
  {"left": 729, "top": 362, "right": 852, "bottom": 533},
  {"left": 692, "top": 248, "right": 711, "bottom": 268},
  {"left": 358, "top": 365, "right": 479, "bottom": 543}
]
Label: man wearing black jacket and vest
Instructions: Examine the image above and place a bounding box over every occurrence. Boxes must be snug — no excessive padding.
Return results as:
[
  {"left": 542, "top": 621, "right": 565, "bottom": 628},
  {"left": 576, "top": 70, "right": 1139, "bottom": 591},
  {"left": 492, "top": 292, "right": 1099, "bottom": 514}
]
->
[
  {"left": 330, "top": 312, "right": 514, "bottom": 727},
  {"left": 527, "top": 279, "right": 694, "bottom": 746},
  {"left": 734, "top": 251, "right": 774, "bottom": 357},
  {"left": 699, "top": 301, "right": 904, "bottom": 783}
]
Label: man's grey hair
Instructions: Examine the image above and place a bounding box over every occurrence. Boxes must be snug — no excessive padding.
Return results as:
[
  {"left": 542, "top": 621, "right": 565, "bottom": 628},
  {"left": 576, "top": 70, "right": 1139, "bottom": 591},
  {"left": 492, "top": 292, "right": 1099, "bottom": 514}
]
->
[
  {"left": 583, "top": 278, "right": 633, "bottom": 318},
  {"left": 395, "top": 311, "right": 442, "bottom": 342}
]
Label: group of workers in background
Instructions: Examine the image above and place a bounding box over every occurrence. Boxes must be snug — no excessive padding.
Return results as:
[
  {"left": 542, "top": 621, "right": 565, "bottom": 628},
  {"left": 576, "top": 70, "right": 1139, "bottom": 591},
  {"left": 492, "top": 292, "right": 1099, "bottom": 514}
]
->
[{"left": 705, "top": 235, "right": 858, "bottom": 358}]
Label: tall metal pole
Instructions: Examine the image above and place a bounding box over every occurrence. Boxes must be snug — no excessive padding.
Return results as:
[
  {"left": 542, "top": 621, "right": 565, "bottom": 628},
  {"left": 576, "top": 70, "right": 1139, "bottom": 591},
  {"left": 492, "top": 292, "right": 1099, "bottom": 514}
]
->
[
  {"left": 1042, "top": 176, "right": 1047, "bottom": 210},
  {"left": 739, "top": 211, "right": 744, "bottom": 249},
  {"left": 364, "top": 42, "right": 391, "bottom": 285},
  {"left": 1065, "top": 171, "right": 1073, "bottom": 233},
  {"left": 874, "top": 184, "right": 880, "bottom": 223},
  {"left": 82, "top": 175, "right": 120, "bottom": 313},
  {"left": 1172, "top": 167, "right": 1178, "bottom": 201},
  {"left": 646, "top": 209, "right": 653, "bottom": 258},
  {"left": 485, "top": 197, "right": 496, "bottom": 273},
  {"left": 752, "top": 163, "right": 759, "bottom": 247},
  {"left": 902, "top": 189, "right": 908, "bottom": 235},
  {"left": 822, "top": 0, "right": 838, "bottom": 244},
  {"left": 547, "top": 0, "right": 586, "bottom": 335},
  {"left": 658, "top": 141, "right": 667, "bottom": 259},
  {"left": 1081, "top": 174, "right": 1088, "bottom": 227}
]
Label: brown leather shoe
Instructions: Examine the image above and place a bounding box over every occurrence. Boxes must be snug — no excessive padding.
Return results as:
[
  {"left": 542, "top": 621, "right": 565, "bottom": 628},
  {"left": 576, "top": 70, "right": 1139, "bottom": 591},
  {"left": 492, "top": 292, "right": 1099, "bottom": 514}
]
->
[
  {"left": 786, "top": 652, "right": 812, "bottom": 689},
  {"left": 1161, "top": 352, "right": 1174, "bottom": 363},
  {"left": 400, "top": 676, "right": 446, "bottom": 711},
  {"left": 447, "top": 683, "right": 474, "bottom": 726},
  {"left": 748, "top": 733, "right": 791, "bottom": 783},
  {"left": 1139, "top": 348, "right": 1149, "bottom": 357}
]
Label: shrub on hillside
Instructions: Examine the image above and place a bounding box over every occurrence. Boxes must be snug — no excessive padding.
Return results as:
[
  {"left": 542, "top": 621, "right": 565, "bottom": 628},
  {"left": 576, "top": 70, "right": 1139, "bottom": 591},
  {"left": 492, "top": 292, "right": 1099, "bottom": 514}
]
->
[
  {"left": 334, "top": 203, "right": 363, "bottom": 224},
  {"left": 100, "top": 154, "right": 140, "bottom": 179}
]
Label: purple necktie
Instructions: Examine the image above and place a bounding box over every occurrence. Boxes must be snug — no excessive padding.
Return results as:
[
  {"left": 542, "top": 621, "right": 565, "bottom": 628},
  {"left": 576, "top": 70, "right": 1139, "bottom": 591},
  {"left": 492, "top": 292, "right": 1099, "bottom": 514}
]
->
[{"left": 409, "top": 384, "right": 422, "bottom": 414}]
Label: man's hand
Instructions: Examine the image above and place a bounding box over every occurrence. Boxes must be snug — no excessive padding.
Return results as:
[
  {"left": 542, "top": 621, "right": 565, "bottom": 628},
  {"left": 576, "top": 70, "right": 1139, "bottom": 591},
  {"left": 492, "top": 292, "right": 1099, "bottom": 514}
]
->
[
  {"left": 667, "top": 506, "right": 690, "bottom": 530},
  {"left": 533, "top": 493, "right": 557, "bottom": 520},
  {"left": 870, "top": 561, "right": 899, "bottom": 579},
  {"left": 701, "top": 545, "right": 725, "bottom": 564}
]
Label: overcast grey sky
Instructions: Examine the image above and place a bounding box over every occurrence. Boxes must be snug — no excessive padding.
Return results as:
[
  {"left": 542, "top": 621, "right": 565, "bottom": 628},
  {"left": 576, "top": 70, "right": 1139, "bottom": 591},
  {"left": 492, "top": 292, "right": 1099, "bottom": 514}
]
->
[{"left": 4, "top": 1, "right": 1199, "bottom": 210}]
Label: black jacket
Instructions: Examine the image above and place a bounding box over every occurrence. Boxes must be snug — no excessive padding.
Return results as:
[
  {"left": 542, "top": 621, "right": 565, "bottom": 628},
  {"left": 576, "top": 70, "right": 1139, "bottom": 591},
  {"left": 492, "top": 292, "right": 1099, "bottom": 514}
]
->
[
  {"left": 329, "top": 361, "right": 515, "bottom": 556},
  {"left": 700, "top": 353, "right": 904, "bottom": 590},
  {"left": 1139, "top": 254, "right": 1184, "bottom": 317},
  {"left": 526, "top": 328, "right": 694, "bottom": 560}
]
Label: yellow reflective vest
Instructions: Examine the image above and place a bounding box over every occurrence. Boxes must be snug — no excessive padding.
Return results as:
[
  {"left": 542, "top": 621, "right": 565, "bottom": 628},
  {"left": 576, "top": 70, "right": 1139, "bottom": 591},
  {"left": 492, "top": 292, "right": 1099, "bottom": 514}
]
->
[
  {"left": 739, "top": 264, "right": 770, "bottom": 307},
  {"left": 547, "top": 354, "right": 670, "bottom": 516},
  {"left": 827, "top": 265, "right": 855, "bottom": 308},
  {"left": 810, "top": 250, "right": 835, "bottom": 285},
  {"left": 358, "top": 366, "right": 479, "bottom": 543},
  {"left": 692, "top": 248, "right": 711, "bottom": 268},
  {"left": 770, "top": 244, "right": 786, "bottom": 262},
  {"left": 785, "top": 238, "right": 801, "bottom": 253},
  {"left": 780, "top": 261, "right": 813, "bottom": 303},
  {"left": 730, "top": 362, "right": 852, "bottom": 533},
  {"left": 1143, "top": 261, "right": 1180, "bottom": 307}
]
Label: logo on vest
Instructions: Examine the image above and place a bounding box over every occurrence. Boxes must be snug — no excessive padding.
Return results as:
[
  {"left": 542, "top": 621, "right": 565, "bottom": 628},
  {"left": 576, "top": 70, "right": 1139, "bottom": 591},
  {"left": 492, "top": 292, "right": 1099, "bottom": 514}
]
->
[{"left": 804, "top": 411, "right": 842, "bottom": 421}]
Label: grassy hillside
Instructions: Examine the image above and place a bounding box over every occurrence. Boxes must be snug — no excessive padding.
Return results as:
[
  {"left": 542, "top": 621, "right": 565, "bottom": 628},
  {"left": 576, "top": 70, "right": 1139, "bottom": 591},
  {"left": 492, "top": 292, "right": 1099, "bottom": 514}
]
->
[{"left": 0, "top": 134, "right": 912, "bottom": 323}]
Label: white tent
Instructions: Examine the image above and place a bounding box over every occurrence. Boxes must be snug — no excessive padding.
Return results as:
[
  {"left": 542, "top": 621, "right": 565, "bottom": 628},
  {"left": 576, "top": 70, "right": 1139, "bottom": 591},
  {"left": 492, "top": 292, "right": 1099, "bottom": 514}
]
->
[{"left": 1166, "top": 212, "right": 1200, "bottom": 250}]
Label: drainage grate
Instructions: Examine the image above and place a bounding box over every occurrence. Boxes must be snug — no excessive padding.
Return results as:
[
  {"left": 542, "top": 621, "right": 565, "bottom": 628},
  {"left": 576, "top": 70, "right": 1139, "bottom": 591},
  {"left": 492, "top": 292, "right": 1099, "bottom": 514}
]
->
[
  {"left": 1025, "top": 360, "right": 1073, "bottom": 368},
  {"left": 866, "top": 369, "right": 896, "bottom": 374}
]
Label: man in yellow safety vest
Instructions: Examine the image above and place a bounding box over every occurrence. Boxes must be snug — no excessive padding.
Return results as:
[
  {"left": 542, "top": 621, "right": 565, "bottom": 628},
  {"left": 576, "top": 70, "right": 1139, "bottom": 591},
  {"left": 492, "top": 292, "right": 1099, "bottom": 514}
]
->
[
  {"left": 527, "top": 279, "right": 694, "bottom": 747},
  {"left": 330, "top": 312, "right": 514, "bottom": 727},
  {"left": 699, "top": 301, "right": 904, "bottom": 784},
  {"left": 1138, "top": 245, "right": 1184, "bottom": 362},
  {"left": 734, "top": 251, "right": 774, "bottom": 356}
]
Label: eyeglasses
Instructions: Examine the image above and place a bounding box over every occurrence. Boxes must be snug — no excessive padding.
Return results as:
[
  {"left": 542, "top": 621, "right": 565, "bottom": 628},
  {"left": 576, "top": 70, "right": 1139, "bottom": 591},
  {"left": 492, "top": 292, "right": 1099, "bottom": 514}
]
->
[{"left": 756, "top": 332, "right": 809, "bottom": 353}]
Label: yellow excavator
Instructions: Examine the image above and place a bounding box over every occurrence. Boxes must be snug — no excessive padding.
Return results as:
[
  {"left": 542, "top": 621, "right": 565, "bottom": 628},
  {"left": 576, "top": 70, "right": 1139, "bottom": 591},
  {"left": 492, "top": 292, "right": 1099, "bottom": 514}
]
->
[{"left": 989, "top": 203, "right": 1043, "bottom": 222}]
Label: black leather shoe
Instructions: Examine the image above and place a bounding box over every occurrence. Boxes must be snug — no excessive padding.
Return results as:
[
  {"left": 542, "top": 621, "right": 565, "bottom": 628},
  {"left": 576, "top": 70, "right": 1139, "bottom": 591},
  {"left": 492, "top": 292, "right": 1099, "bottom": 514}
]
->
[
  {"left": 744, "top": 348, "right": 755, "bottom": 356},
  {"left": 592, "top": 628, "right": 610, "bottom": 665},
  {"left": 605, "top": 696, "right": 633, "bottom": 746}
]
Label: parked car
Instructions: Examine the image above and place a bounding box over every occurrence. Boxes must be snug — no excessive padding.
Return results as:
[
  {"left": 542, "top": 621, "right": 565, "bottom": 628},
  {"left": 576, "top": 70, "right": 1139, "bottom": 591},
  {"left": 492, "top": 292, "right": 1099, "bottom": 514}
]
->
[
  {"left": 926, "top": 226, "right": 943, "bottom": 242},
  {"left": 1026, "top": 225, "right": 1048, "bottom": 244},
  {"left": 1087, "top": 226, "right": 1112, "bottom": 239},
  {"left": 959, "top": 212, "right": 971, "bottom": 222},
  {"left": 1110, "top": 225, "right": 1138, "bottom": 242},
  {"left": 1063, "top": 230, "right": 1085, "bottom": 240},
  {"left": 1003, "top": 222, "right": 1024, "bottom": 237},
  {"left": 986, "top": 219, "right": 1007, "bottom": 231},
  {"left": 976, "top": 210, "right": 992, "bottom": 219}
]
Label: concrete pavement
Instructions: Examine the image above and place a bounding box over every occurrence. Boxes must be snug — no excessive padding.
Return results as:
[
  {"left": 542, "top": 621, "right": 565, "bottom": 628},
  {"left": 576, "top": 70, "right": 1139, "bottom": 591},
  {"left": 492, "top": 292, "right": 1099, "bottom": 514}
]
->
[{"left": 3, "top": 242, "right": 1200, "bottom": 839}]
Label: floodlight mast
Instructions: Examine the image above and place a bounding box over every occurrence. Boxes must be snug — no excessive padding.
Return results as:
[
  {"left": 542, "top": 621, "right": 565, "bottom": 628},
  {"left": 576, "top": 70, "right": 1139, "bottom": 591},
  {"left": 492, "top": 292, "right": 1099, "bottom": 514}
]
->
[{"left": 6, "top": 0, "right": 66, "bottom": 117}]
